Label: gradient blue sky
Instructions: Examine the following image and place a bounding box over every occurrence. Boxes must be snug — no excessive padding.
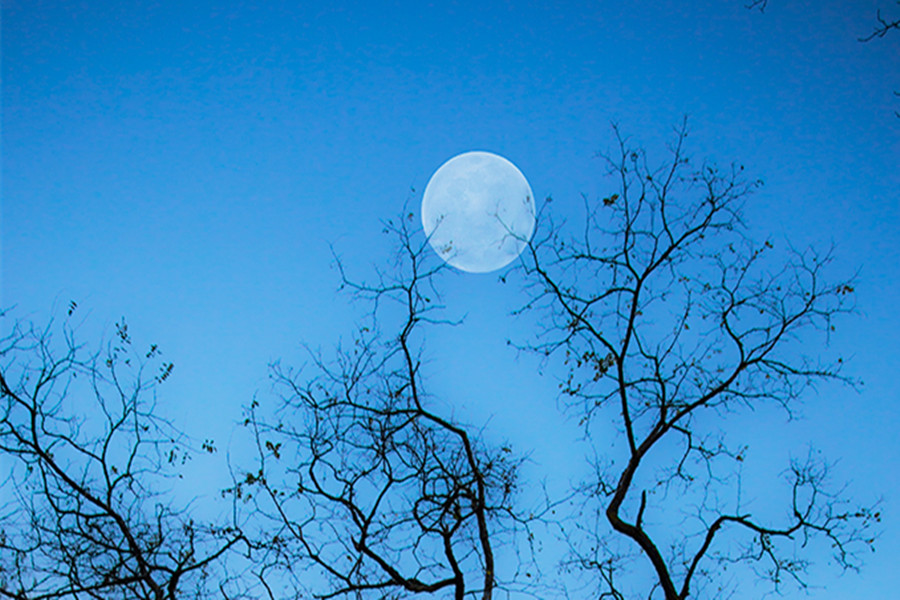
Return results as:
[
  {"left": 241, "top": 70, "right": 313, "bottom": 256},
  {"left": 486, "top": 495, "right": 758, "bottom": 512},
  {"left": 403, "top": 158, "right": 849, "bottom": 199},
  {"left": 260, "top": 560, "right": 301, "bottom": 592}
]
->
[{"left": 3, "top": 0, "right": 899, "bottom": 596}]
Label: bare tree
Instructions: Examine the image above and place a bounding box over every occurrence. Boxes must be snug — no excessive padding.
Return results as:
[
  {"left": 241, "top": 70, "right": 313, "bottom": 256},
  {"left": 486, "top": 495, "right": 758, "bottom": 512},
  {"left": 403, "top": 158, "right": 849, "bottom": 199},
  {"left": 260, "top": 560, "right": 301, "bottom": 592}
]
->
[
  {"left": 514, "top": 121, "right": 880, "bottom": 599},
  {"left": 747, "top": 0, "right": 900, "bottom": 42},
  {"left": 859, "top": 1, "right": 900, "bottom": 117},
  {"left": 747, "top": 1, "right": 900, "bottom": 115},
  {"left": 0, "top": 310, "right": 248, "bottom": 599},
  {"left": 745, "top": 0, "right": 768, "bottom": 12},
  {"left": 859, "top": 1, "right": 900, "bottom": 41},
  {"left": 230, "top": 216, "right": 539, "bottom": 600}
]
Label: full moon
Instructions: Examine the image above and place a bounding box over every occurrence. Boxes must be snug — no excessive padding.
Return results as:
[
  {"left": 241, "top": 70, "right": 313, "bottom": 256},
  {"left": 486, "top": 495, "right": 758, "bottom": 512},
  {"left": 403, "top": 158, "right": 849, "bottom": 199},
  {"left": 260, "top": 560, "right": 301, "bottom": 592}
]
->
[{"left": 421, "top": 151, "right": 535, "bottom": 273}]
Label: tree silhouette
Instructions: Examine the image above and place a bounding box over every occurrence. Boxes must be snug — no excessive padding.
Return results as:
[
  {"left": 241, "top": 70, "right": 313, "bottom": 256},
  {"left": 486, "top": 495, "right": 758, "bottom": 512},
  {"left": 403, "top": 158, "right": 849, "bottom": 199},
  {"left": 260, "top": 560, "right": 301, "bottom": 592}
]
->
[
  {"left": 513, "top": 120, "right": 879, "bottom": 599},
  {"left": 230, "top": 216, "right": 541, "bottom": 600},
  {"left": 0, "top": 312, "right": 247, "bottom": 599},
  {"left": 859, "top": 1, "right": 900, "bottom": 41},
  {"left": 859, "top": 1, "right": 900, "bottom": 117},
  {"left": 745, "top": 0, "right": 768, "bottom": 12},
  {"left": 0, "top": 124, "right": 880, "bottom": 599},
  {"left": 747, "top": 1, "right": 900, "bottom": 116}
]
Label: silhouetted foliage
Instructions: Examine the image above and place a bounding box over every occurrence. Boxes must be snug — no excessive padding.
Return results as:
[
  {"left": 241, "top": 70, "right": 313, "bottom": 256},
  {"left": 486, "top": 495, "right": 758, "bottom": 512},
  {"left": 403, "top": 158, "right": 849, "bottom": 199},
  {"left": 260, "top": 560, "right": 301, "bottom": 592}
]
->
[
  {"left": 513, "top": 120, "right": 879, "bottom": 599},
  {"left": 0, "top": 120, "right": 880, "bottom": 600},
  {"left": 231, "top": 217, "right": 542, "bottom": 600},
  {"left": 0, "top": 312, "right": 247, "bottom": 599}
]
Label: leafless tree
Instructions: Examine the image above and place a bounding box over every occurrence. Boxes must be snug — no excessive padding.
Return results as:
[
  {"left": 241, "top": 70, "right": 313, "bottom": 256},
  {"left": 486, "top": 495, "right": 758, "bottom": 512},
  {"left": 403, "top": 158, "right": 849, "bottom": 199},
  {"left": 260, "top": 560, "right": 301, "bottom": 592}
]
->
[
  {"left": 859, "top": 1, "right": 900, "bottom": 116},
  {"left": 745, "top": 0, "right": 768, "bottom": 12},
  {"left": 747, "top": 1, "right": 900, "bottom": 115},
  {"left": 0, "top": 310, "right": 248, "bottom": 599},
  {"left": 859, "top": 1, "right": 900, "bottom": 41},
  {"left": 747, "top": 0, "right": 900, "bottom": 41},
  {"left": 230, "top": 216, "right": 540, "bottom": 600},
  {"left": 514, "top": 120, "right": 880, "bottom": 599}
]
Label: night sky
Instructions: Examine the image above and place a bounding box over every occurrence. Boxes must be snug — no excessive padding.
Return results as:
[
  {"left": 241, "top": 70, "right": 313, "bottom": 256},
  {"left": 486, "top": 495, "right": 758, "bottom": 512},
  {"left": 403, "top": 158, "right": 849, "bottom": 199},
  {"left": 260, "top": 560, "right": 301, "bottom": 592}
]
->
[{"left": 3, "top": 0, "right": 898, "bottom": 596}]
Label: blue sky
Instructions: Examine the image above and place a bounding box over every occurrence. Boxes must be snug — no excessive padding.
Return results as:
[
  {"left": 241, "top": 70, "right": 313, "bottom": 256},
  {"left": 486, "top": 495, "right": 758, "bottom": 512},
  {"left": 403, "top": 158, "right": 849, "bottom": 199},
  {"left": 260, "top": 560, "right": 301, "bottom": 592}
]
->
[{"left": 3, "top": 0, "right": 899, "bottom": 596}]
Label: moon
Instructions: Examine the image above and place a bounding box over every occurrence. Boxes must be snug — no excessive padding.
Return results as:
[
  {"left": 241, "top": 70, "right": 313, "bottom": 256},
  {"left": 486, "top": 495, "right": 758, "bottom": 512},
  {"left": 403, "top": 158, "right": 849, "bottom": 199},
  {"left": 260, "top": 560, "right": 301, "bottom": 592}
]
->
[{"left": 421, "top": 151, "right": 535, "bottom": 273}]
